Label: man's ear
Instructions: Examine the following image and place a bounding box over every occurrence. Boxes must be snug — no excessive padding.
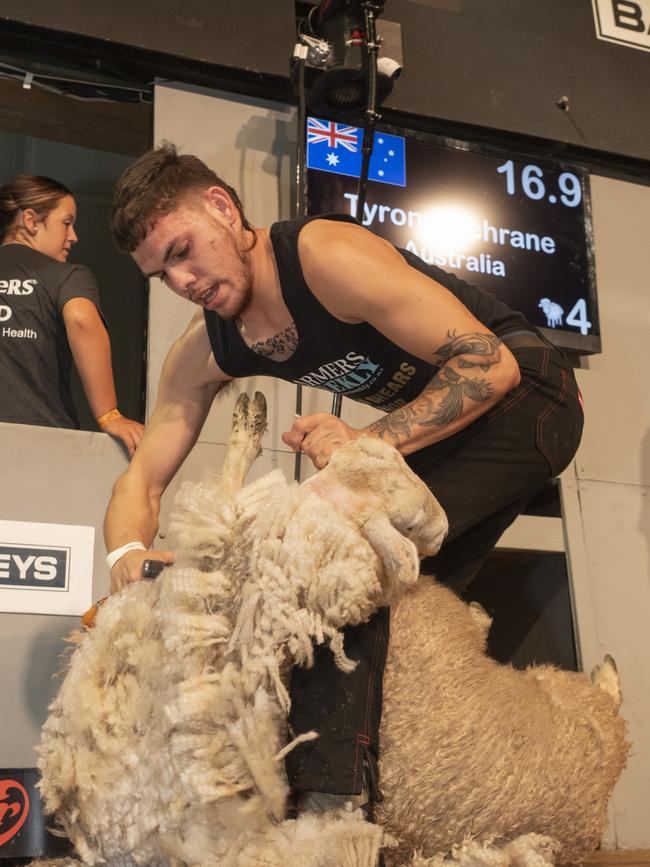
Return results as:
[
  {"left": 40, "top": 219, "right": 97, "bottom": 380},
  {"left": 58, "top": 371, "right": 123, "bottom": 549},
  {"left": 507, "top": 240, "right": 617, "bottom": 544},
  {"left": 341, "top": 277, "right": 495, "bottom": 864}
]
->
[{"left": 205, "top": 186, "right": 235, "bottom": 223}]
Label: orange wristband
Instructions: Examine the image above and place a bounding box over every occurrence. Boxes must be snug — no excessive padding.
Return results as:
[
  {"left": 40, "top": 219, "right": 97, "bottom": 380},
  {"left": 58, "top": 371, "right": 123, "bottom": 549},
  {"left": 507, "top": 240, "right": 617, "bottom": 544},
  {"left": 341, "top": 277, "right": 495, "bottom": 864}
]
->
[{"left": 96, "top": 408, "right": 122, "bottom": 428}]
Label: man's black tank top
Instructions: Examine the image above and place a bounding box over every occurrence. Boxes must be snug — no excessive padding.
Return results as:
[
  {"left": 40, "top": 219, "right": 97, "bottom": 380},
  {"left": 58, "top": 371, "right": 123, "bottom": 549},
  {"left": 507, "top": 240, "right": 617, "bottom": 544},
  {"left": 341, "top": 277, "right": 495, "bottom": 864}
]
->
[{"left": 204, "top": 214, "right": 526, "bottom": 413}]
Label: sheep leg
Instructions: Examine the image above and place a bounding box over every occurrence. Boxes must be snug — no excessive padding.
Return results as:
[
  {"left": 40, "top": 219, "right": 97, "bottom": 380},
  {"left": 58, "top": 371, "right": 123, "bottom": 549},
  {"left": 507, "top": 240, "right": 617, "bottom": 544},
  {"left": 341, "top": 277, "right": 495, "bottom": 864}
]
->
[{"left": 220, "top": 392, "right": 268, "bottom": 497}]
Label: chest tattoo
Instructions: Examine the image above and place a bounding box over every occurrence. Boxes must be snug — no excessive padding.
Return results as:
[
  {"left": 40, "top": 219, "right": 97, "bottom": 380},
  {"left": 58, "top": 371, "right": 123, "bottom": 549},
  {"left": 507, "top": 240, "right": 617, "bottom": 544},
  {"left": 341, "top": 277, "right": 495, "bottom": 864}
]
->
[{"left": 248, "top": 320, "right": 299, "bottom": 360}]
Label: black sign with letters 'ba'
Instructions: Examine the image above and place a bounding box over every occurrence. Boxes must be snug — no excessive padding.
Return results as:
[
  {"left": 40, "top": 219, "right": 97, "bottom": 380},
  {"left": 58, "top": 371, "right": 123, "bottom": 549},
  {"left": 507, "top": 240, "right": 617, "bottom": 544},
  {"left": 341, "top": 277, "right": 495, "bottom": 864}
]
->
[{"left": 0, "top": 545, "right": 69, "bottom": 590}]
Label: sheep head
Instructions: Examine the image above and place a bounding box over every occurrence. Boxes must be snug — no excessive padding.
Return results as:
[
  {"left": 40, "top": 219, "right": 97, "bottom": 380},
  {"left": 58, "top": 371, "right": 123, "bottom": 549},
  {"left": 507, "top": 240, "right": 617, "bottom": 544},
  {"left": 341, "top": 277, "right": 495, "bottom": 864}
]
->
[{"left": 304, "top": 437, "right": 448, "bottom": 593}]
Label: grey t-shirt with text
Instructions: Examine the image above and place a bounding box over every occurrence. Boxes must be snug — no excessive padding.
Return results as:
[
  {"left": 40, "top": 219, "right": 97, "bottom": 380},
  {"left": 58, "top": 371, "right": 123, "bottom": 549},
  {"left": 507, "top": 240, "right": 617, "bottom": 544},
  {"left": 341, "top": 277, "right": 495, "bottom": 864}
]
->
[{"left": 0, "top": 243, "right": 103, "bottom": 428}]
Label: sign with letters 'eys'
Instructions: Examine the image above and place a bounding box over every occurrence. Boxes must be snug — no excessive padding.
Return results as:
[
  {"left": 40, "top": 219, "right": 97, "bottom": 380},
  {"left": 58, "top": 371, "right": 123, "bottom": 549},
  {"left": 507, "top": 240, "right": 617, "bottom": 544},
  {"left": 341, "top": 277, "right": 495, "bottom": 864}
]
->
[
  {"left": 592, "top": 0, "right": 650, "bottom": 52},
  {"left": 0, "top": 520, "right": 94, "bottom": 615}
]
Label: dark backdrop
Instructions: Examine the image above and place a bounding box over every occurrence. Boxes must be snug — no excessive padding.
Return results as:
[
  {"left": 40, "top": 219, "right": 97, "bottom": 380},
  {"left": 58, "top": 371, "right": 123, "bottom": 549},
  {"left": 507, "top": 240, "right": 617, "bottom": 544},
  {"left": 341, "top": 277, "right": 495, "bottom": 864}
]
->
[
  {"left": 0, "top": 0, "right": 648, "bottom": 163},
  {"left": 384, "top": 0, "right": 650, "bottom": 163}
]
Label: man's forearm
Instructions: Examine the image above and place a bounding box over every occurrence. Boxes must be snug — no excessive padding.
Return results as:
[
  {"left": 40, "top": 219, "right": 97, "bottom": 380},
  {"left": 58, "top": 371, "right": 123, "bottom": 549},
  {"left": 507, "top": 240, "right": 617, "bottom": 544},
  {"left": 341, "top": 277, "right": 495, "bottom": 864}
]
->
[
  {"left": 104, "top": 472, "right": 160, "bottom": 553},
  {"left": 364, "top": 330, "right": 519, "bottom": 455},
  {"left": 103, "top": 471, "right": 173, "bottom": 592}
]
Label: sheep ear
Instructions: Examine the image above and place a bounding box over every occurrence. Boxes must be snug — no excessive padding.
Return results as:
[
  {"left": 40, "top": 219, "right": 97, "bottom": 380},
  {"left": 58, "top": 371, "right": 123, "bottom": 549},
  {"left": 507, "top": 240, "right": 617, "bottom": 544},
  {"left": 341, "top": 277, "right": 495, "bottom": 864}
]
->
[{"left": 360, "top": 511, "right": 420, "bottom": 595}]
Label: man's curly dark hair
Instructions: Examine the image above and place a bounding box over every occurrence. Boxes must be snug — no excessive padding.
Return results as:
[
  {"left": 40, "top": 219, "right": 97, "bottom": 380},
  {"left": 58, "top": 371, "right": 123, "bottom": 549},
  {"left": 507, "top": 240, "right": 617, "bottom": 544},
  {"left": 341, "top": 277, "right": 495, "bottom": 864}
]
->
[{"left": 111, "top": 142, "right": 253, "bottom": 253}]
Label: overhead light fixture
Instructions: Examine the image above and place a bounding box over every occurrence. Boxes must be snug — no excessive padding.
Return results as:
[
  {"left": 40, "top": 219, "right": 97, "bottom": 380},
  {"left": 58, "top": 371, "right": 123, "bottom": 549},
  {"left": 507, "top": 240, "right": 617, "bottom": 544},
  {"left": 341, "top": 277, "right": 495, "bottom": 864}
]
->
[{"left": 293, "top": 0, "right": 402, "bottom": 120}]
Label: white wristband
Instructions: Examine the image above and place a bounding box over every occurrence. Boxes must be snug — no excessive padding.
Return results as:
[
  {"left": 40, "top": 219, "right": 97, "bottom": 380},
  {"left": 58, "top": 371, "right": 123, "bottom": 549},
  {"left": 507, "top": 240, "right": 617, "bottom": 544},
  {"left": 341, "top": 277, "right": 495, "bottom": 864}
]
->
[{"left": 106, "top": 541, "right": 146, "bottom": 572}]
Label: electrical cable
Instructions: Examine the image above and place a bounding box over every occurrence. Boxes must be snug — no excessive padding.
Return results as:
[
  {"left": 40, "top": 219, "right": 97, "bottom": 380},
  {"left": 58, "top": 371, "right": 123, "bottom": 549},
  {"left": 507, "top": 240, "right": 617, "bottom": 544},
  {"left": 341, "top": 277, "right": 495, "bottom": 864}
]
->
[{"left": 0, "top": 59, "right": 152, "bottom": 103}]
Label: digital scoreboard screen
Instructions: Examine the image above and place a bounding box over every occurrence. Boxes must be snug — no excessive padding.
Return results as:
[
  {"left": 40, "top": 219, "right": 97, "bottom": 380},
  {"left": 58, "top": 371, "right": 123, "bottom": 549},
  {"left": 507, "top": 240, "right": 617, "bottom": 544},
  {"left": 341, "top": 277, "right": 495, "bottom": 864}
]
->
[{"left": 306, "top": 117, "right": 600, "bottom": 354}]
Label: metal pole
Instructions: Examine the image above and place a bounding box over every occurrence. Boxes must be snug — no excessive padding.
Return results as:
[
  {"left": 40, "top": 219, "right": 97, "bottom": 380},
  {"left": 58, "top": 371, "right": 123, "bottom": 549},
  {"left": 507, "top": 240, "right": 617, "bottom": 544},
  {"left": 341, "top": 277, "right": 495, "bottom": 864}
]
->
[
  {"left": 330, "top": 1, "right": 381, "bottom": 421},
  {"left": 294, "top": 54, "right": 308, "bottom": 481}
]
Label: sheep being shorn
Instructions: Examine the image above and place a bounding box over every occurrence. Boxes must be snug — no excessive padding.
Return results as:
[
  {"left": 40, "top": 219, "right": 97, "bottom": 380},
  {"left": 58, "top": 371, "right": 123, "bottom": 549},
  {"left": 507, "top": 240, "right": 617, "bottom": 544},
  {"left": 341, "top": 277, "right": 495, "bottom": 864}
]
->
[
  {"left": 36, "top": 392, "right": 447, "bottom": 866},
  {"left": 35, "top": 392, "right": 628, "bottom": 867}
]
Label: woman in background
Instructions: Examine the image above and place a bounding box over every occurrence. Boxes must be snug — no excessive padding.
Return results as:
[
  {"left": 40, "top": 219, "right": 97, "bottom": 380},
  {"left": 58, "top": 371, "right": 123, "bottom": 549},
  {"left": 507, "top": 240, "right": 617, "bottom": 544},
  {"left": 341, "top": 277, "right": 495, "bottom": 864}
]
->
[{"left": 0, "top": 174, "right": 143, "bottom": 456}]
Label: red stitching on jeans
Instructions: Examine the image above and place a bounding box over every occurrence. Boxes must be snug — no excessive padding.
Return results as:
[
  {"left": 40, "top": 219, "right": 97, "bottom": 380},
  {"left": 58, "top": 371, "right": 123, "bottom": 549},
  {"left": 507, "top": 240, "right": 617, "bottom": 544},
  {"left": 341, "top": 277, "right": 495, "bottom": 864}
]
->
[
  {"left": 364, "top": 615, "right": 383, "bottom": 736},
  {"left": 487, "top": 347, "right": 550, "bottom": 423},
  {"left": 536, "top": 367, "right": 567, "bottom": 475},
  {"left": 352, "top": 744, "right": 359, "bottom": 791},
  {"left": 352, "top": 612, "right": 384, "bottom": 791}
]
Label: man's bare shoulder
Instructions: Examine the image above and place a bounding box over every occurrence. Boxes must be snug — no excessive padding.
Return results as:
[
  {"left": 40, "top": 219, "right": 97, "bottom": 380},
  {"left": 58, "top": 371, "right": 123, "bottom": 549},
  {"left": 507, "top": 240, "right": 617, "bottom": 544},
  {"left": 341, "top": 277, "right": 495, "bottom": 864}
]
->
[
  {"left": 300, "top": 218, "right": 402, "bottom": 271},
  {"left": 164, "top": 309, "right": 231, "bottom": 390},
  {"left": 299, "top": 217, "right": 373, "bottom": 254},
  {"left": 297, "top": 218, "right": 407, "bottom": 320}
]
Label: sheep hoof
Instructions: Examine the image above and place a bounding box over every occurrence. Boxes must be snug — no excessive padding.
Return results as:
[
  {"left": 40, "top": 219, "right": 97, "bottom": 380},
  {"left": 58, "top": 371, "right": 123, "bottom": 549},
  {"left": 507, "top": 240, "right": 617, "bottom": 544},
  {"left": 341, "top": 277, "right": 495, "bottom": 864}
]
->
[
  {"left": 468, "top": 600, "right": 492, "bottom": 636},
  {"left": 221, "top": 392, "right": 269, "bottom": 495},
  {"left": 604, "top": 653, "right": 618, "bottom": 672},
  {"left": 232, "top": 391, "right": 268, "bottom": 441},
  {"left": 592, "top": 655, "right": 622, "bottom": 706}
]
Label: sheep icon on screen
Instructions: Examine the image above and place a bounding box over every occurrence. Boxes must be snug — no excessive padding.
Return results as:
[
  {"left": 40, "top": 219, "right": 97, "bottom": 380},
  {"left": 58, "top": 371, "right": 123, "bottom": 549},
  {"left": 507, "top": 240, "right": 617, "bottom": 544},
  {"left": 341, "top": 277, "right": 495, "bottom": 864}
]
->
[{"left": 539, "top": 297, "right": 564, "bottom": 328}]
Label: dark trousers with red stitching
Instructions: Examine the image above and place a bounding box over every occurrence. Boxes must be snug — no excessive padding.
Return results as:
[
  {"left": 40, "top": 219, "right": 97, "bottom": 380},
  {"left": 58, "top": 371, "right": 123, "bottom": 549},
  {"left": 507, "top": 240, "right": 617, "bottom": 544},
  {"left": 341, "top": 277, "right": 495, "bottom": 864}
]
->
[{"left": 285, "top": 339, "right": 584, "bottom": 796}]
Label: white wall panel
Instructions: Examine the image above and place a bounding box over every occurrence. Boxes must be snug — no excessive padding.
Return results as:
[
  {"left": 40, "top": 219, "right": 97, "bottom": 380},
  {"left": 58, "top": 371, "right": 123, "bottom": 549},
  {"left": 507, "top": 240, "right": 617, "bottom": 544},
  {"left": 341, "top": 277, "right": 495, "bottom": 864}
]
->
[
  {"left": 575, "top": 175, "right": 650, "bottom": 488},
  {"left": 572, "top": 479, "right": 650, "bottom": 847},
  {"left": 564, "top": 173, "right": 650, "bottom": 845}
]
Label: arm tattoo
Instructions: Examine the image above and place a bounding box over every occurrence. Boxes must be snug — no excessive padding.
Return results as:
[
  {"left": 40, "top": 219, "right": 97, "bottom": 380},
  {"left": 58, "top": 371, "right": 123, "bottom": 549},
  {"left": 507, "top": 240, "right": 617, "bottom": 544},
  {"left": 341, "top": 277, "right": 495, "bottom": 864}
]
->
[
  {"left": 367, "top": 407, "right": 416, "bottom": 443},
  {"left": 367, "top": 330, "right": 502, "bottom": 444},
  {"left": 418, "top": 367, "right": 493, "bottom": 426},
  {"left": 248, "top": 321, "right": 299, "bottom": 359},
  {"left": 432, "top": 330, "right": 503, "bottom": 370}
]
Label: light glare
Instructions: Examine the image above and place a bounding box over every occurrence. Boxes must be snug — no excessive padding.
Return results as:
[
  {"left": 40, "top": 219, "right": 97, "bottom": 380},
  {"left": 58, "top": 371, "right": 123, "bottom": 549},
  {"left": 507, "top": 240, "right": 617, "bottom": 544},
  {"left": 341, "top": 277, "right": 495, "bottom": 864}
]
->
[{"left": 420, "top": 205, "right": 478, "bottom": 253}]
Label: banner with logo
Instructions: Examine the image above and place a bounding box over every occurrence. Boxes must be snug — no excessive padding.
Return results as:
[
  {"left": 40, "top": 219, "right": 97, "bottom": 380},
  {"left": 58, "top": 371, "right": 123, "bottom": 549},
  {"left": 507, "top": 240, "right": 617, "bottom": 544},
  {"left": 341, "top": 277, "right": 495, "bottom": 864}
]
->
[{"left": 0, "top": 519, "right": 94, "bottom": 615}]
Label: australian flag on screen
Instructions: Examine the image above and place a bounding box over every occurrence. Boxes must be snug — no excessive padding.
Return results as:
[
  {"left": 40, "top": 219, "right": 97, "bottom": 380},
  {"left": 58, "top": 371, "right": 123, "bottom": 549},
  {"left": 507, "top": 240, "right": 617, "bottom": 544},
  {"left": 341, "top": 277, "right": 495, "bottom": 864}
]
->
[{"left": 306, "top": 116, "right": 406, "bottom": 187}]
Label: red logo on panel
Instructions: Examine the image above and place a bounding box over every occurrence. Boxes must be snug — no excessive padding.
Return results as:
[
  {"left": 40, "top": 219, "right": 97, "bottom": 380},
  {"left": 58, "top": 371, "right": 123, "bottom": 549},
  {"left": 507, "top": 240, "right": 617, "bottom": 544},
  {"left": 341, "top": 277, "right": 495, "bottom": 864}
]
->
[{"left": 0, "top": 779, "right": 30, "bottom": 846}]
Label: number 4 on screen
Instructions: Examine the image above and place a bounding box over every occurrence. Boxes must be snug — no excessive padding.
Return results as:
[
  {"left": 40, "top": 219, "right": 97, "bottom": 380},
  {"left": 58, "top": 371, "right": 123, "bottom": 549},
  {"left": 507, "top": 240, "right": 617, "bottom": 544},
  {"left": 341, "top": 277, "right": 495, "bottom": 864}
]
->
[{"left": 565, "top": 298, "right": 592, "bottom": 335}]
